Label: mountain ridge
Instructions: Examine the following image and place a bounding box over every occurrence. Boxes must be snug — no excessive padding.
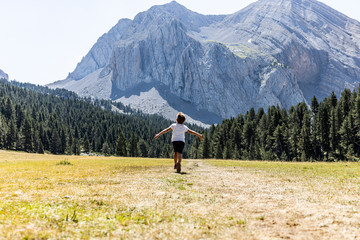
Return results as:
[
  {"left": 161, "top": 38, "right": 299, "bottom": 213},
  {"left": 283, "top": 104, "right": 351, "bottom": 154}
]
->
[{"left": 48, "top": 0, "right": 360, "bottom": 124}]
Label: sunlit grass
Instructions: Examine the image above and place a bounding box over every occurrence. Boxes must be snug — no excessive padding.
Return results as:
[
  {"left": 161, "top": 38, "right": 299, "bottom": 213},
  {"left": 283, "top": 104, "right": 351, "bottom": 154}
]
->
[
  {"left": 207, "top": 159, "right": 360, "bottom": 179},
  {"left": 0, "top": 150, "right": 176, "bottom": 239},
  {"left": 207, "top": 159, "right": 360, "bottom": 206},
  {"left": 1, "top": 150, "right": 359, "bottom": 239}
]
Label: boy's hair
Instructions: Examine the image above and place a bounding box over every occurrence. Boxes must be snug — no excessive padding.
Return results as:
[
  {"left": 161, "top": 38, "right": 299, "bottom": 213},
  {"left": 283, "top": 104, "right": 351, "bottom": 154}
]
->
[{"left": 176, "top": 112, "right": 186, "bottom": 124}]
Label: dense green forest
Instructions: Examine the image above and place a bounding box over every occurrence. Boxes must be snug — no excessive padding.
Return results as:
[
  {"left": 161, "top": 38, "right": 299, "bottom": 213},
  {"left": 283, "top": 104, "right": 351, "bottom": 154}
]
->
[
  {"left": 1, "top": 78, "right": 360, "bottom": 161},
  {"left": 0, "top": 79, "right": 199, "bottom": 158},
  {"left": 189, "top": 86, "right": 360, "bottom": 161}
]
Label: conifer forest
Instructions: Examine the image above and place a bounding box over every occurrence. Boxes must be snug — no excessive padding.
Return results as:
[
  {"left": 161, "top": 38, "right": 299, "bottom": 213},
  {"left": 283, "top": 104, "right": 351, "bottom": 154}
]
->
[{"left": 1, "top": 79, "right": 360, "bottom": 162}]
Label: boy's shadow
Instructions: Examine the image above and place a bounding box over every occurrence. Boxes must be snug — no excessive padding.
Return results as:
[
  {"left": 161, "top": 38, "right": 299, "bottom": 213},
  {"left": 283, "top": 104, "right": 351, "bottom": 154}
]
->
[{"left": 175, "top": 172, "right": 188, "bottom": 175}]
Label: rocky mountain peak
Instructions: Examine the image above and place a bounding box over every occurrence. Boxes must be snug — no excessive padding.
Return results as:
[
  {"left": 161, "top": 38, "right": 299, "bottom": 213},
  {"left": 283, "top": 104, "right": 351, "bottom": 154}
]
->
[
  {"left": 133, "top": 1, "right": 225, "bottom": 32},
  {"left": 48, "top": 1, "right": 360, "bottom": 125}
]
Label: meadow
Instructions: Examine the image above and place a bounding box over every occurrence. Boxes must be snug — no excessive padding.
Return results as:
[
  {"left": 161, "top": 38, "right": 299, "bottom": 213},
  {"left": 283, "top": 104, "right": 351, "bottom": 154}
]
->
[{"left": 0, "top": 150, "right": 359, "bottom": 239}]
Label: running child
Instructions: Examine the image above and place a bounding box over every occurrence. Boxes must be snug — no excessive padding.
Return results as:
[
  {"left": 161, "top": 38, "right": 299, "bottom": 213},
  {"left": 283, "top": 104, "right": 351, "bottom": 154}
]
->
[{"left": 154, "top": 112, "right": 203, "bottom": 173}]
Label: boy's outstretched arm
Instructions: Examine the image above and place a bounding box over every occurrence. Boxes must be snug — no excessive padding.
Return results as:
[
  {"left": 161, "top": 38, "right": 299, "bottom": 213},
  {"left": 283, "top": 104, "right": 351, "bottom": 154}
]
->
[
  {"left": 154, "top": 127, "right": 172, "bottom": 139},
  {"left": 187, "top": 129, "right": 204, "bottom": 140}
]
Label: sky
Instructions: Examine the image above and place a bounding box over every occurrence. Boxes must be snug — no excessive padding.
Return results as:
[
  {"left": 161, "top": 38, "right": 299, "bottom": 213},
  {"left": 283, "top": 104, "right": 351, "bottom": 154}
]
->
[{"left": 0, "top": 0, "right": 359, "bottom": 85}]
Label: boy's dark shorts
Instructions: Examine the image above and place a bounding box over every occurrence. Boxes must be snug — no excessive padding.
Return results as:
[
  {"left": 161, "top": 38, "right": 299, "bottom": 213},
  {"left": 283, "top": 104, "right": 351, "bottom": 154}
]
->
[{"left": 172, "top": 141, "right": 185, "bottom": 153}]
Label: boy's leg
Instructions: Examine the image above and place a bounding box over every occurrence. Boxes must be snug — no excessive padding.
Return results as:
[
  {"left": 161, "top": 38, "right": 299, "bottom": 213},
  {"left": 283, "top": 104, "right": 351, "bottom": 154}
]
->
[
  {"left": 178, "top": 153, "right": 182, "bottom": 164},
  {"left": 174, "top": 152, "right": 178, "bottom": 169},
  {"left": 176, "top": 153, "right": 182, "bottom": 173}
]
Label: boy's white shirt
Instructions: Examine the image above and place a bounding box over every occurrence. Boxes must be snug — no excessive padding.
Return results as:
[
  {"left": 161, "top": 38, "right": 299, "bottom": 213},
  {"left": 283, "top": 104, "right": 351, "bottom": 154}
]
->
[{"left": 170, "top": 123, "right": 189, "bottom": 142}]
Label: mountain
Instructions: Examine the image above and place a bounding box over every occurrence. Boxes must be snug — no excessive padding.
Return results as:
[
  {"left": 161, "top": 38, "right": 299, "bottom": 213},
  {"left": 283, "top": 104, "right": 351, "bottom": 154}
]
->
[
  {"left": 48, "top": 0, "right": 360, "bottom": 125},
  {"left": 0, "top": 69, "right": 8, "bottom": 81}
]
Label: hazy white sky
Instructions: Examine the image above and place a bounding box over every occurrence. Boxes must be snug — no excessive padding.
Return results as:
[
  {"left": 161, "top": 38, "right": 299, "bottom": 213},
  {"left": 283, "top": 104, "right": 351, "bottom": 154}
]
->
[{"left": 0, "top": 0, "right": 359, "bottom": 85}]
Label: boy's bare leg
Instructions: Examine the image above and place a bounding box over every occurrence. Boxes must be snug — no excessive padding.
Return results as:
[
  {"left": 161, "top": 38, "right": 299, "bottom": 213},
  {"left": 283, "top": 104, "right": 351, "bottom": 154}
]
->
[
  {"left": 176, "top": 153, "right": 182, "bottom": 173},
  {"left": 174, "top": 152, "right": 178, "bottom": 168}
]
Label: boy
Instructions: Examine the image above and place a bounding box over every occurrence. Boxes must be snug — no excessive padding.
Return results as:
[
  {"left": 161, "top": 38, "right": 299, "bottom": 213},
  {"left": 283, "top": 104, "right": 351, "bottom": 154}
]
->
[{"left": 154, "top": 112, "right": 203, "bottom": 173}]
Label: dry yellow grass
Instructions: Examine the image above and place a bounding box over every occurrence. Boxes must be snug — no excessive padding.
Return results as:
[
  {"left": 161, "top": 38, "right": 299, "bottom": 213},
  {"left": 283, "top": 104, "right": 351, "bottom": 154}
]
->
[{"left": 0, "top": 150, "right": 360, "bottom": 239}]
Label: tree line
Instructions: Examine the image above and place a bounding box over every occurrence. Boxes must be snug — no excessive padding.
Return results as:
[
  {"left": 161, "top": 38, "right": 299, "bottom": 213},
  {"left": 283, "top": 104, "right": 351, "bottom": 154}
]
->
[
  {"left": 2, "top": 78, "right": 360, "bottom": 161},
  {"left": 188, "top": 86, "right": 360, "bottom": 161},
  {"left": 0, "top": 80, "right": 199, "bottom": 158}
]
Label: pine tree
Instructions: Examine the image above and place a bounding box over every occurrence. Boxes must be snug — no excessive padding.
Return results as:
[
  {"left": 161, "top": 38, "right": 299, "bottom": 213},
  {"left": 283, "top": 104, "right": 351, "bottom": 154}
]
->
[
  {"left": 222, "top": 141, "right": 232, "bottom": 159},
  {"left": 39, "top": 125, "right": 48, "bottom": 151},
  {"left": 311, "top": 96, "right": 319, "bottom": 116},
  {"left": 102, "top": 142, "right": 110, "bottom": 156},
  {"left": 190, "top": 137, "right": 200, "bottom": 159},
  {"left": 138, "top": 139, "right": 149, "bottom": 157},
  {"left": 129, "top": 133, "right": 139, "bottom": 157},
  {"left": 288, "top": 125, "right": 299, "bottom": 161},
  {"left": 202, "top": 131, "right": 210, "bottom": 159},
  {"left": 329, "top": 91, "right": 338, "bottom": 109},
  {"left": 32, "top": 130, "right": 44, "bottom": 154},
  {"left": 230, "top": 121, "right": 242, "bottom": 153},
  {"left": 298, "top": 112, "right": 311, "bottom": 161},
  {"left": 73, "top": 139, "right": 80, "bottom": 155},
  {"left": 4, "top": 98, "right": 14, "bottom": 120},
  {"left": 318, "top": 103, "right": 331, "bottom": 160},
  {"left": 15, "top": 104, "right": 25, "bottom": 129},
  {"left": 329, "top": 108, "right": 339, "bottom": 157},
  {"left": 50, "top": 128, "right": 61, "bottom": 154},
  {"left": 95, "top": 136, "right": 103, "bottom": 153},
  {"left": 214, "top": 135, "right": 223, "bottom": 159},
  {"left": 257, "top": 114, "right": 268, "bottom": 148},
  {"left": 6, "top": 118, "right": 17, "bottom": 150},
  {"left": 37, "top": 139, "right": 44, "bottom": 154},
  {"left": 232, "top": 145, "right": 240, "bottom": 160},
  {"left": 339, "top": 115, "right": 355, "bottom": 160},
  {"left": 115, "top": 132, "right": 127, "bottom": 156},
  {"left": 248, "top": 138, "right": 256, "bottom": 160},
  {"left": 0, "top": 115, "right": 7, "bottom": 148},
  {"left": 147, "top": 144, "right": 157, "bottom": 158},
  {"left": 160, "top": 144, "right": 171, "bottom": 158},
  {"left": 353, "top": 95, "right": 360, "bottom": 156},
  {"left": 340, "top": 89, "right": 352, "bottom": 118},
  {"left": 242, "top": 121, "right": 254, "bottom": 151},
  {"left": 83, "top": 135, "right": 90, "bottom": 153},
  {"left": 271, "top": 124, "right": 287, "bottom": 160},
  {"left": 22, "top": 116, "right": 33, "bottom": 152},
  {"left": 60, "top": 129, "right": 67, "bottom": 154}
]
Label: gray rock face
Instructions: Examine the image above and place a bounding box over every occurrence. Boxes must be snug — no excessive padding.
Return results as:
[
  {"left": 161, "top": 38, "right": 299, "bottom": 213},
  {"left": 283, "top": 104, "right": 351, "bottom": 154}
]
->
[
  {"left": 200, "top": 0, "right": 360, "bottom": 101},
  {"left": 0, "top": 69, "right": 8, "bottom": 81},
  {"left": 48, "top": 0, "right": 360, "bottom": 124}
]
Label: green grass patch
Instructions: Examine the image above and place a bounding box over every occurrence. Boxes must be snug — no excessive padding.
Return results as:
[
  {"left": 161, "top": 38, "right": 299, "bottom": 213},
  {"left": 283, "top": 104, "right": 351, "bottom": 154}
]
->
[{"left": 56, "top": 160, "right": 73, "bottom": 165}]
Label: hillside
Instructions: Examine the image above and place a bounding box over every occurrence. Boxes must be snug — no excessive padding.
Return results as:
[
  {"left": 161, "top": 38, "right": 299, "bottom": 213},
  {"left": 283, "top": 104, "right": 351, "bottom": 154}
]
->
[
  {"left": 0, "top": 80, "right": 201, "bottom": 158},
  {"left": 4, "top": 72, "right": 360, "bottom": 162},
  {"left": 48, "top": 0, "right": 360, "bottom": 125},
  {"left": 189, "top": 85, "right": 360, "bottom": 161}
]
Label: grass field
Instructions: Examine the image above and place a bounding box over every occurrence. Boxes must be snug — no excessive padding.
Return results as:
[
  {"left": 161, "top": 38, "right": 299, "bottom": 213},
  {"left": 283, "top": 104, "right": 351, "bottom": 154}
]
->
[{"left": 0, "top": 150, "right": 360, "bottom": 239}]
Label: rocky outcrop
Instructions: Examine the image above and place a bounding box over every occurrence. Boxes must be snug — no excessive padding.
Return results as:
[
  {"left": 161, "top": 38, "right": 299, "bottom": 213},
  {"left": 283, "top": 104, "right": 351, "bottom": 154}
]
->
[
  {"left": 48, "top": 0, "right": 360, "bottom": 124},
  {"left": 199, "top": 0, "right": 360, "bottom": 102},
  {"left": 0, "top": 69, "right": 8, "bottom": 81}
]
